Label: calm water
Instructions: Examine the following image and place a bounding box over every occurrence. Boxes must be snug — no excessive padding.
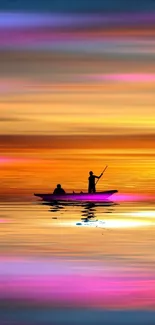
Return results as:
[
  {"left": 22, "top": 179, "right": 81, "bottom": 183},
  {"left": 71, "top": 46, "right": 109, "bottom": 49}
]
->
[{"left": 1, "top": 196, "right": 155, "bottom": 324}]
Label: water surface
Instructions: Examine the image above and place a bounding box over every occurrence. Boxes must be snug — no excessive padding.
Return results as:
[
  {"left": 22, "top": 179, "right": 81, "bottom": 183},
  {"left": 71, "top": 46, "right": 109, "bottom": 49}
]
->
[{"left": 1, "top": 196, "right": 155, "bottom": 325}]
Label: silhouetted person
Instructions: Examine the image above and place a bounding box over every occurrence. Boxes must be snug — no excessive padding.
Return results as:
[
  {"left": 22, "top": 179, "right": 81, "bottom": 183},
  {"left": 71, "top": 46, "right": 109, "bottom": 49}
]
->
[
  {"left": 53, "top": 184, "right": 66, "bottom": 195},
  {"left": 88, "top": 171, "right": 103, "bottom": 193}
]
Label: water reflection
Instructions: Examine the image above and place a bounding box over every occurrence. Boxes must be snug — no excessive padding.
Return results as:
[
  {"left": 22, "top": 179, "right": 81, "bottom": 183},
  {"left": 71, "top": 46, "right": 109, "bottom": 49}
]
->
[
  {"left": 39, "top": 200, "right": 154, "bottom": 229},
  {"left": 40, "top": 200, "right": 118, "bottom": 226},
  {"left": 79, "top": 201, "right": 117, "bottom": 226}
]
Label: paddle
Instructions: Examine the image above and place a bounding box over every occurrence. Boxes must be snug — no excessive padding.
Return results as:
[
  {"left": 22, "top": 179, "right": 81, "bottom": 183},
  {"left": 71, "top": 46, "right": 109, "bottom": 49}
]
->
[{"left": 95, "top": 165, "right": 108, "bottom": 185}]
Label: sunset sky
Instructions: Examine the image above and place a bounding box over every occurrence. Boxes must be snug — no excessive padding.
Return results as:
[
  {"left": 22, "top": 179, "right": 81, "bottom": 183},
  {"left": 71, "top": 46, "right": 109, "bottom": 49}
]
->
[{"left": 0, "top": 2, "right": 155, "bottom": 197}]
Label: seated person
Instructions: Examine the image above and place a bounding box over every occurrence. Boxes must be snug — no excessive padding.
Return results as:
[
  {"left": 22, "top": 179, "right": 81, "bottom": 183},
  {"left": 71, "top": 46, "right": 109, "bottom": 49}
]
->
[{"left": 53, "top": 184, "right": 66, "bottom": 195}]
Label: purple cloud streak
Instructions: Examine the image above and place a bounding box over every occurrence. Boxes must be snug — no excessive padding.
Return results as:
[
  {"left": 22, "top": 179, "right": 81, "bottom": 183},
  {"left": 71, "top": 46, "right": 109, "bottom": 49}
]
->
[{"left": 0, "top": 12, "right": 155, "bottom": 29}]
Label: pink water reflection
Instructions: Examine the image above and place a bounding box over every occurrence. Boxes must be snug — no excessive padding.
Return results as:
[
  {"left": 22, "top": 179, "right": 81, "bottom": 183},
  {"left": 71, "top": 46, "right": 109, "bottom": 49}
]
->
[
  {"left": 92, "top": 74, "right": 155, "bottom": 83},
  {"left": 1, "top": 258, "right": 155, "bottom": 308},
  {"left": 114, "top": 193, "right": 154, "bottom": 202}
]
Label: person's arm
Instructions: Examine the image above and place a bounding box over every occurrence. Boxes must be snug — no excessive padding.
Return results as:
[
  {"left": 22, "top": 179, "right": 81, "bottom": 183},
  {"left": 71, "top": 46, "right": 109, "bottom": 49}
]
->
[
  {"left": 95, "top": 173, "right": 103, "bottom": 179},
  {"left": 94, "top": 175, "right": 100, "bottom": 179}
]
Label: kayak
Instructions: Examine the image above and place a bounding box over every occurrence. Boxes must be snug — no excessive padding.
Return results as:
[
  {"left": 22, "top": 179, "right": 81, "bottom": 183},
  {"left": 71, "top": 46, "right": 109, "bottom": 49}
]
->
[{"left": 34, "top": 190, "right": 118, "bottom": 202}]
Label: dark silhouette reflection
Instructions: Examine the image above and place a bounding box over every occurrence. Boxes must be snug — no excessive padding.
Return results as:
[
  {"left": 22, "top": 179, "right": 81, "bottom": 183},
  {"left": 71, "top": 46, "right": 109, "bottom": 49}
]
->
[
  {"left": 79, "top": 201, "right": 117, "bottom": 224},
  {"left": 41, "top": 201, "right": 64, "bottom": 212},
  {"left": 38, "top": 200, "right": 118, "bottom": 226},
  {"left": 81, "top": 203, "right": 96, "bottom": 220}
]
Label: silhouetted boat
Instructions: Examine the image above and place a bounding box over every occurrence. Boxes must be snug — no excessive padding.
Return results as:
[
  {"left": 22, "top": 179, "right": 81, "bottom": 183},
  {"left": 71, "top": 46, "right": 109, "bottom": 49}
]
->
[{"left": 34, "top": 190, "right": 118, "bottom": 202}]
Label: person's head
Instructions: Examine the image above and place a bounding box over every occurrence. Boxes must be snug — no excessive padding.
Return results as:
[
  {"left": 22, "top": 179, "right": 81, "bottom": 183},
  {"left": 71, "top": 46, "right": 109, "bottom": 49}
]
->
[
  {"left": 57, "top": 184, "right": 61, "bottom": 188},
  {"left": 89, "top": 171, "right": 93, "bottom": 175}
]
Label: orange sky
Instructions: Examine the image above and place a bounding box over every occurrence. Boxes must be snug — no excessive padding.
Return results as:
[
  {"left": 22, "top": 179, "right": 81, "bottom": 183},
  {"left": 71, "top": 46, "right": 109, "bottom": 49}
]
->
[
  {"left": 0, "top": 135, "right": 155, "bottom": 197},
  {"left": 0, "top": 23, "right": 155, "bottom": 197},
  {"left": 0, "top": 52, "right": 155, "bottom": 136}
]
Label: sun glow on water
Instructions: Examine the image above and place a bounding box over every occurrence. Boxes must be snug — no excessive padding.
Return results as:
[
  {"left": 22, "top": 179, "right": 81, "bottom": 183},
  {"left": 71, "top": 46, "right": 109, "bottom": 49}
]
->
[
  {"left": 127, "top": 211, "right": 155, "bottom": 218},
  {"left": 103, "top": 219, "right": 153, "bottom": 229},
  {"left": 64, "top": 218, "right": 153, "bottom": 229}
]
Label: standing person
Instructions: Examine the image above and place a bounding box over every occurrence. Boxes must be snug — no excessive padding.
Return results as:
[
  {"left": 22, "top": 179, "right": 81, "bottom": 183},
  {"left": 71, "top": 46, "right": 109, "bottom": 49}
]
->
[{"left": 88, "top": 171, "right": 103, "bottom": 193}]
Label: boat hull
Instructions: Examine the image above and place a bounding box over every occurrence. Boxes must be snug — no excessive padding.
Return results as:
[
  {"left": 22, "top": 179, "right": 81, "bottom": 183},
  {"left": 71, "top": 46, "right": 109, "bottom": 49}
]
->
[{"left": 34, "top": 190, "right": 118, "bottom": 202}]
